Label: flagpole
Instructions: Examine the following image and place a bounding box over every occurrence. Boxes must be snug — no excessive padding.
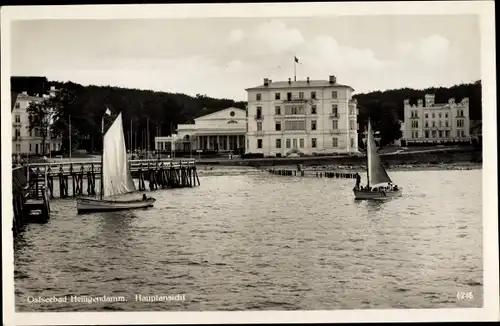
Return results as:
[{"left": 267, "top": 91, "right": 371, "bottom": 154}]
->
[
  {"left": 293, "top": 52, "right": 296, "bottom": 81},
  {"left": 69, "top": 114, "right": 72, "bottom": 161},
  {"left": 100, "top": 115, "right": 104, "bottom": 200}
]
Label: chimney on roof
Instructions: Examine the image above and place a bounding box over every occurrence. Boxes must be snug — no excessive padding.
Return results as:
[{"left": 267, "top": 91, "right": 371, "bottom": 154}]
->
[
  {"left": 288, "top": 78, "right": 292, "bottom": 85},
  {"left": 263, "top": 78, "right": 269, "bottom": 86},
  {"left": 307, "top": 77, "right": 310, "bottom": 84},
  {"left": 268, "top": 79, "right": 272, "bottom": 84},
  {"left": 329, "top": 75, "right": 336, "bottom": 84}
]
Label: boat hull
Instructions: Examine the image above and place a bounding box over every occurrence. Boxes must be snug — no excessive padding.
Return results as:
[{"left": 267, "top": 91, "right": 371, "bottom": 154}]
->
[
  {"left": 353, "top": 188, "right": 402, "bottom": 200},
  {"left": 76, "top": 197, "right": 156, "bottom": 214}
]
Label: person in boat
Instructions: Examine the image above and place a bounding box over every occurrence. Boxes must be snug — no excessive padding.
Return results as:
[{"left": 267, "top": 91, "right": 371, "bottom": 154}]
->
[
  {"left": 355, "top": 173, "right": 361, "bottom": 190},
  {"left": 142, "top": 194, "right": 148, "bottom": 201}
]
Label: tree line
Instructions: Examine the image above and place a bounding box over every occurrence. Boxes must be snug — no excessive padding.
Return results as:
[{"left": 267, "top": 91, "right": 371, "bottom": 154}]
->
[{"left": 23, "top": 79, "right": 481, "bottom": 153}]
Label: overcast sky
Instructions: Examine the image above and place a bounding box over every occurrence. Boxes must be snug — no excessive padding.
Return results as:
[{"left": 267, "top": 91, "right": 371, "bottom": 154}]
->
[{"left": 11, "top": 15, "right": 480, "bottom": 101}]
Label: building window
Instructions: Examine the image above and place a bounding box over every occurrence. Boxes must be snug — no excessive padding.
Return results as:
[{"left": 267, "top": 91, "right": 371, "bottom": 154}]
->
[
  {"left": 415, "top": 132, "right": 419, "bottom": 138},
  {"left": 256, "top": 93, "right": 262, "bottom": 101},
  {"left": 349, "top": 120, "right": 355, "bottom": 130},
  {"left": 432, "top": 113, "right": 435, "bottom": 118},
  {"left": 275, "top": 122, "right": 281, "bottom": 131},
  {"left": 332, "top": 104, "right": 338, "bottom": 116},
  {"left": 445, "top": 120, "right": 449, "bottom": 127},
  {"left": 332, "top": 91, "right": 338, "bottom": 99},
  {"left": 299, "top": 138, "right": 304, "bottom": 148},
  {"left": 256, "top": 107, "right": 262, "bottom": 119},
  {"left": 425, "top": 113, "right": 428, "bottom": 118},
  {"left": 287, "top": 92, "right": 292, "bottom": 100},
  {"left": 311, "top": 91, "right": 316, "bottom": 99},
  {"left": 299, "top": 92, "right": 304, "bottom": 99},
  {"left": 445, "top": 112, "right": 448, "bottom": 118},
  {"left": 332, "top": 120, "right": 338, "bottom": 130},
  {"left": 284, "top": 120, "right": 306, "bottom": 130},
  {"left": 29, "top": 144, "right": 32, "bottom": 151},
  {"left": 332, "top": 137, "right": 338, "bottom": 147},
  {"left": 456, "top": 130, "right": 460, "bottom": 137},
  {"left": 311, "top": 120, "right": 317, "bottom": 130},
  {"left": 432, "top": 121, "right": 435, "bottom": 127},
  {"left": 16, "top": 144, "right": 21, "bottom": 152},
  {"left": 311, "top": 105, "right": 317, "bottom": 114},
  {"left": 438, "top": 121, "right": 442, "bottom": 127},
  {"left": 275, "top": 106, "right": 281, "bottom": 115},
  {"left": 257, "top": 139, "right": 263, "bottom": 148},
  {"left": 350, "top": 138, "right": 354, "bottom": 147},
  {"left": 438, "top": 112, "right": 442, "bottom": 118},
  {"left": 445, "top": 130, "right": 450, "bottom": 138},
  {"left": 457, "top": 119, "right": 464, "bottom": 127},
  {"left": 425, "top": 121, "right": 428, "bottom": 127},
  {"left": 432, "top": 130, "right": 436, "bottom": 138},
  {"left": 276, "top": 139, "right": 281, "bottom": 148},
  {"left": 411, "top": 120, "right": 419, "bottom": 128},
  {"left": 15, "top": 102, "right": 20, "bottom": 109},
  {"left": 275, "top": 93, "right": 280, "bottom": 100},
  {"left": 15, "top": 115, "right": 21, "bottom": 123},
  {"left": 286, "top": 139, "right": 291, "bottom": 148},
  {"left": 284, "top": 106, "right": 305, "bottom": 115},
  {"left": 311, "top": 138, "right": 317, "bottom": 148},
  {"left": 15, "top": 128, "right": 21, "bottom": 138},
  {"left": 439, "top": 130, "right": 443, "bottom": 138},
  {"left": 257, "top": 122, "right": 262, "bottom": 131},
  {"left": 425, "top": 131, "right": 429, "bottom": 138}
]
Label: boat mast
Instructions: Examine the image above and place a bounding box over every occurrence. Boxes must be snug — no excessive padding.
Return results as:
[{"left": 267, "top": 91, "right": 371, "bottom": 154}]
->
[
  {"left": 100, "top": 115, "right": 104, "bottom": 200},
  {"left": 366, "top": 118, "right": 371, "bottom": 188}
]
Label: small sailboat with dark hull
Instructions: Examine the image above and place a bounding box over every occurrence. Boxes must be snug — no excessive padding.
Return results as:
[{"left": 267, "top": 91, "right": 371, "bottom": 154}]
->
[
  {"left": 76, "top": 110, "right": 156, "bottom": 213},
  {"left": 353, "top": 119, "right": 402, "bottom": 200}
]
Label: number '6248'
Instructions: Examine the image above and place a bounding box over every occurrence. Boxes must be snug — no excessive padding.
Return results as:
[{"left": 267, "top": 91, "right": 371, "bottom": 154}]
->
[{"left": 456, "top": 292, "right": 474, "bottom": 300}]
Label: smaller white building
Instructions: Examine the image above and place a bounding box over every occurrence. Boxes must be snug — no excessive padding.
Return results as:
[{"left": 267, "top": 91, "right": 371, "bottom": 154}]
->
[
  {"left": 11, "top": 87, "right": 62, "bottom": 156},
  {"left": 402, "top": 94, "right": 471, "bottom": 145},
  {"left": 155, "top": 107, "right": 247, "bottom": 153}
]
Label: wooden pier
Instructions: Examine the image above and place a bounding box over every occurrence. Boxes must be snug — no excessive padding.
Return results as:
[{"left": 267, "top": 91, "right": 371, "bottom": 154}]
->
[
  {"left": 12, "top": 166, "right": 52, "bottom": 237},
  {"left": 12, "top": 159, "right": 200, "bottom": 237},
  {"left": 25, "top": 159, "right": 200, "bottom": 199}
]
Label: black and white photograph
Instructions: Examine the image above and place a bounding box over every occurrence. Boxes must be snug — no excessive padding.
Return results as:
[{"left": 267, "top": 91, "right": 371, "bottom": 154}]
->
[{"left": 2, "top": 2, "right": 498, "bottom": 325}]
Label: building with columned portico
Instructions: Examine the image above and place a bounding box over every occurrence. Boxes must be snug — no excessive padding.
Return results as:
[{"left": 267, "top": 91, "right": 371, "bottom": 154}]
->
[{"left": 155, "top": 107, "right": 246, "bottom": 153}]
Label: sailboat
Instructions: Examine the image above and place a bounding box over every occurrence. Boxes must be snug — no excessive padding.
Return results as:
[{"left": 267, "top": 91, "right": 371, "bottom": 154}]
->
[
  {"left": 353, "top": 119, "right": 402, "bottom": 200},
  {"left": 76, "top": 110, "right": 156, "bottom": 213}
]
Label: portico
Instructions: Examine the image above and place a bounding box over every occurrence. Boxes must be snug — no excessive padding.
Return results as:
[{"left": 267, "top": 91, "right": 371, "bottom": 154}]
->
[{"left": 155, "top": 107, "right": 247, "bottom": 152}]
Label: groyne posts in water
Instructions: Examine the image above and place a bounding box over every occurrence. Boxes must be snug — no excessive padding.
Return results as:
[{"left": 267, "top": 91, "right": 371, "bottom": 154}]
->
[
  {"left": 268, "top": 168, "right": 357, "bottom": 179},
  {"left": 22, "top": 159, "right": 201, "bottom": 200}
]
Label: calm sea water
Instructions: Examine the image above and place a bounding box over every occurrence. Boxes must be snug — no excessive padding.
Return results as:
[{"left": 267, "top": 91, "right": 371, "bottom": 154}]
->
[{"left": 14, "top": 167, "right": 483, "bottom": 311}]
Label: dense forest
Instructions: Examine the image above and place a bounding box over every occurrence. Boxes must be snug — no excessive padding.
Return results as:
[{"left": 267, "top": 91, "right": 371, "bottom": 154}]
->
[
  {"left": 12, "top": 77, "right": 481, "bottom": 152},
  {"left": 41, "top": 81, "right": 247, "bottom": 152}
]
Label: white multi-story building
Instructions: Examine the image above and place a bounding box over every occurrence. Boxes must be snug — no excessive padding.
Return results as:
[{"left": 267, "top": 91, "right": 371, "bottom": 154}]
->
[
  {"left": 11, "top": 86, "right": 62, "bottom": 156},
  {"left": 245, "top": 75, "right": 359, "bottom": 157},
  {"left": 402, "top": 94, "right": 471, "bottom": 145}
]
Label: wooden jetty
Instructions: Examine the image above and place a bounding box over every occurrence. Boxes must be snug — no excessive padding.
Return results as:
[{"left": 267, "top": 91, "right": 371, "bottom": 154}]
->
[
  {"left": 12, "top": 159, "right": 200, "bottom": 237},
  {"left": 24, "top": 159, "right": 200, "bottom": 199},
  {"left": 12, "top": 166, "right": 51, "bottom": 237}
]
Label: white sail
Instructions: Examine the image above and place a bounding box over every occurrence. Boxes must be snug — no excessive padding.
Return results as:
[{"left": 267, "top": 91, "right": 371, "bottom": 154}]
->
[
  {"left": 102, "top": 112, "right": 136, "bottom": 197},
  {"left": 367, "top": 120, "right": 392, "bottom": 186}
]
